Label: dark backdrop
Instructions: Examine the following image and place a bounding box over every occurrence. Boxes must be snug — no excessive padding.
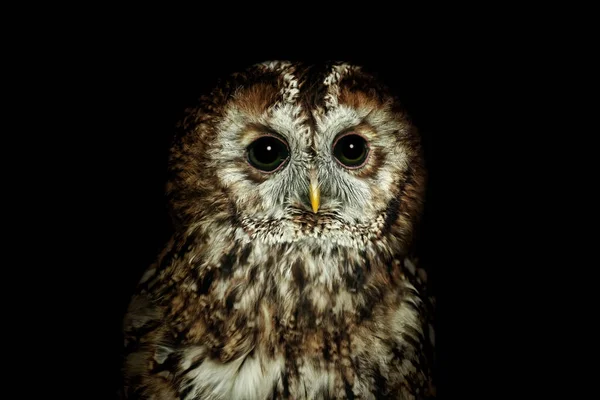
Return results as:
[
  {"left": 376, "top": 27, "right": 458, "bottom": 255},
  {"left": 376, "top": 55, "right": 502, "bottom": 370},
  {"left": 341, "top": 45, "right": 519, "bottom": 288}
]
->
[{"left": 70, "top": 28, "right": 523, "bottom": 399}]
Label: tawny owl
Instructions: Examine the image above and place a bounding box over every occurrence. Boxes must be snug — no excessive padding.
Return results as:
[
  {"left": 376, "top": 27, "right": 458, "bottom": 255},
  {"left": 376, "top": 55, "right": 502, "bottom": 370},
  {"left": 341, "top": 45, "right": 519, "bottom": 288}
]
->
[{"left": 122, "top": 61, "right": 435, "bottom": 399}]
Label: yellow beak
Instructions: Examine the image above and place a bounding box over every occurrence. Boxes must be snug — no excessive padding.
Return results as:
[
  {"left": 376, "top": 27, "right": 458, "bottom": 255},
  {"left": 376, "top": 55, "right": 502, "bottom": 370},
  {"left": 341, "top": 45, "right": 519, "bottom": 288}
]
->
[{"left": 309, "top": 172, "right": 320, "bottom": 213}]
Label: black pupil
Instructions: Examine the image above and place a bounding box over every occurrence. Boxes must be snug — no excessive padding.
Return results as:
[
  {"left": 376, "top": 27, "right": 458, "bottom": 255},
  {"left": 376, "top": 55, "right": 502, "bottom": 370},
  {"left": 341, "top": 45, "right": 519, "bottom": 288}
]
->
[
  {"left": 337, "top": 135, "right": 366, "bottom": 161},
  {"left": 248, "top": 136, "right": 288, "bottom": 171},
  {"left": 253, "top": 137, "right": 281, "bottom": 164}
]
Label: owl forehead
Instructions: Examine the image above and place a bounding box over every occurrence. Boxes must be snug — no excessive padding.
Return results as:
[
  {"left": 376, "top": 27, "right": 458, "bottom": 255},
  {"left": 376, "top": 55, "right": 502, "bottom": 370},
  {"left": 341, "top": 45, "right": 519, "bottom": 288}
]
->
[{"left": 219, "top": 61, "right": 393, "bottom": 148}]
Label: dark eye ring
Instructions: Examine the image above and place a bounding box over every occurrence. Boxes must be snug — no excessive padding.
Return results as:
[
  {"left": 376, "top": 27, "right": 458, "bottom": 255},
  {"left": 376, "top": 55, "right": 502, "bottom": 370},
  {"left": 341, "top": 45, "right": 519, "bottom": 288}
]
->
[
  {"left": 246, "top": 135, "right": 290, "bottom": 173},
  {"left": 332, "top": 132, "right": 370, "bottom": 169}
]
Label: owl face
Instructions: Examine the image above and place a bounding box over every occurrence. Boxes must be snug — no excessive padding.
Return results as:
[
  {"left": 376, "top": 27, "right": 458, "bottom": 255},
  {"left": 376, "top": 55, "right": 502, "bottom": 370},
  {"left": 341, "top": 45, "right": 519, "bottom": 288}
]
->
[{"left": 169, "top": 61, "right": 424, "bottom": 250}]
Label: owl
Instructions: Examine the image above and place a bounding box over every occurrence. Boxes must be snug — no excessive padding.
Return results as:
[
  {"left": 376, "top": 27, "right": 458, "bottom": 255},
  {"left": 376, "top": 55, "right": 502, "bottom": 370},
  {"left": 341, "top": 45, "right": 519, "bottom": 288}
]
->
[{"left": 122, "top": 61, "right": 435, "bottom": 399}]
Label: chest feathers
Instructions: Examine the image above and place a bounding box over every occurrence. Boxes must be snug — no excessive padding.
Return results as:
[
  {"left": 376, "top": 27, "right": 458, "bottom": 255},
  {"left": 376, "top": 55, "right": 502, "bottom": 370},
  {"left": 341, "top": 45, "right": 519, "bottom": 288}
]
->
[{"left": 123, "top": 236, "right": 433, "bottom": 399}]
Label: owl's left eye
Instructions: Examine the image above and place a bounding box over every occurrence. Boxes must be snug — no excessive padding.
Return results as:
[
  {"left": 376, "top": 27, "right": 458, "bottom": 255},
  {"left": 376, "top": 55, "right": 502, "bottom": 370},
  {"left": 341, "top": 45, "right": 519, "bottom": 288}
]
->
[
  {"left": 246, "top": 136, "right": 290, "bottom": 172},
  {"left": 332, "top": 133, "right": 370, "bottom": 169}
]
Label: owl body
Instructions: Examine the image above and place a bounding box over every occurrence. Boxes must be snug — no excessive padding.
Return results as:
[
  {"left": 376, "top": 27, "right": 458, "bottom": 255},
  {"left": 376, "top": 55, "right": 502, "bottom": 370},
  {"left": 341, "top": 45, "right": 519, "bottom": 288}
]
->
[{"left": 123, "top": 61, "right": 435, "bottom": 399}]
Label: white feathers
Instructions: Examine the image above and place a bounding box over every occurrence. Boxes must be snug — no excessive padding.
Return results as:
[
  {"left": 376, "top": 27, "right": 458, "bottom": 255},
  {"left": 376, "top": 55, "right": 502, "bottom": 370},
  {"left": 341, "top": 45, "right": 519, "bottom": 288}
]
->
[
  {"left": 181, "top": 352, "right": 284, "bottom": 400},
  {"left": 391, "top": 283, "right": 423, "bottom": 339},
  {"left": 257, "top": 60, "right": 292, "bottom": 72},
  {"left": 296, "top": 362, "right": 335, "bottom": 398},
  {"left": 332, "top": 290, "right": 354, "bottom": 315},
  {"left": 281, "top": 70, "right": 300, "bottom": 103},
  {"left": 154, "top": 345, "right": 175, "bottom": 365},
  {"left": 314, "top": 104, "right": 363, "bottom": 141},
  {"left": 322, "top": 63, "right": 361, "bottom": 109},
  {"left": 180, "top": 346, "right": 208, "bottom": 371}
]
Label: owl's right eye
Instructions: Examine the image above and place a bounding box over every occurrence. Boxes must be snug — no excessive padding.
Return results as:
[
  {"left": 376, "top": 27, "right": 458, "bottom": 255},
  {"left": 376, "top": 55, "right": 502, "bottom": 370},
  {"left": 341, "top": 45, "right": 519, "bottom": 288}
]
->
[{"left": 246, "top": 135, "right": 290, "bottom": 172}]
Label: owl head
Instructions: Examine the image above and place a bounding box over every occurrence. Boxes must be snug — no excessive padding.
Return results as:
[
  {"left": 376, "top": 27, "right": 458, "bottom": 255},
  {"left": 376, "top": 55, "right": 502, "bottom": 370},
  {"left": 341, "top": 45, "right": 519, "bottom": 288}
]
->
[{"left": 167, "top": 61, "right": 425, "bottom": 255}]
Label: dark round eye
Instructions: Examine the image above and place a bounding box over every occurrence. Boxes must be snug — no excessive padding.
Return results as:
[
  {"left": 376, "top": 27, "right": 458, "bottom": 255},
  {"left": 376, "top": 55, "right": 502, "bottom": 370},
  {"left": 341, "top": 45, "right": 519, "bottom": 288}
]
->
[
  {"left": 333, "top": 133, "right": 369, "bottom": 168},
  {"left": 247, "top": 136, "right": 290, "bottom": 172}
]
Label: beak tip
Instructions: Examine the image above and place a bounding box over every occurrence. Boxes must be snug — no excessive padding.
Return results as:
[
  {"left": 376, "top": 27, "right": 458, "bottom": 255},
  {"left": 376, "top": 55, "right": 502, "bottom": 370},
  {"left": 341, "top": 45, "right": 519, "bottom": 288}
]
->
[
  {"left": 309, "top": 192, "right": 320, "bottom": 213},
  {"left": 309, "top": 172, "right": 320, "bottom": 213}
]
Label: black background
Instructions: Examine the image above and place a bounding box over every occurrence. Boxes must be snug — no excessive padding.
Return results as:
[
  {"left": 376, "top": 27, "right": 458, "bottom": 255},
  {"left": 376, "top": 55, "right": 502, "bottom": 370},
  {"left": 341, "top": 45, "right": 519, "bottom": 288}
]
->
[{"left": 55, "top": 21, "right": 547, "bottom": 399}]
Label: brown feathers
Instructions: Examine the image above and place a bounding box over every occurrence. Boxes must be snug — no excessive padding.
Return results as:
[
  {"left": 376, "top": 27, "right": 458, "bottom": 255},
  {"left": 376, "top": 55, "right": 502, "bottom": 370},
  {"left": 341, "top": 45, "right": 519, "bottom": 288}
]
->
[{"left": 122, "top": 61, "right": 434, "bottom": 399}]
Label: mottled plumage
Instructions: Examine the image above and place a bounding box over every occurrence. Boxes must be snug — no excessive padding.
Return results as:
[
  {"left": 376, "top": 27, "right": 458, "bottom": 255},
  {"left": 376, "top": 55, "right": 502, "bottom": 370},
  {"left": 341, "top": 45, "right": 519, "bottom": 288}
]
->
[{"left": 122, "top": 61, "right": 435, "bottom": 399}]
